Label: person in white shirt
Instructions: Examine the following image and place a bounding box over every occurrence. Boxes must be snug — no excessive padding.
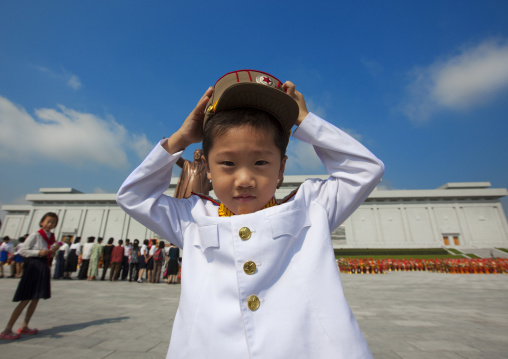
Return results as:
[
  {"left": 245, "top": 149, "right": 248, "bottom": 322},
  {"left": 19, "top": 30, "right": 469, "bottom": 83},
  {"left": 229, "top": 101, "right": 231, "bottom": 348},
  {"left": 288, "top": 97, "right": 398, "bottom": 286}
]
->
[
  {"left": 13, "top": 236, "right": 26, "bottom": 278},
  {"left": 116, "top": 71, "right": 384, "bottom": 358},
  {"left": 78, "top": 237, "right": 95, "bottom": 280},
  {"left": 0, "top": 236, "right": 15, "bottom": 278},
  {"left": 137, "top": 239, "right": 149, "bottom": 283},
  {"left": 65, "top": 237, "right": 81, "bottom": 279},
  {"left": 121, "top": 239, "right": 131, "bottom": 280},
  {"left": 53, "top": 236, "right": 70, "bottom": 279},
  {"left": 1, "top": 212, "right": 59, "bottom": 340},
  {"left": 146, "top": 239, "right": 157, "bottom": 283}
]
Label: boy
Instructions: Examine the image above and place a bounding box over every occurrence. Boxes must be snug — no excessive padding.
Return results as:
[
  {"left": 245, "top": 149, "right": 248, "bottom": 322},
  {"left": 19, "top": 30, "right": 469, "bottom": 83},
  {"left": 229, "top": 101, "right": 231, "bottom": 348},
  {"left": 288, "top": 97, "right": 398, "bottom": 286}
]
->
[{"left": 117, "top": 70, "right": 384, "bottom": 358}]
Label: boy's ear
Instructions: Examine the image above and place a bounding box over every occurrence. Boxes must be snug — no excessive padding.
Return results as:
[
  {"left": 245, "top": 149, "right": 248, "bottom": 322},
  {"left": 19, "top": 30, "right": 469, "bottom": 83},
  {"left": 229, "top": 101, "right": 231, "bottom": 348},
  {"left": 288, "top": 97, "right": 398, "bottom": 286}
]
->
[
  {"left": 202, "top": 155, "right": 212, "bottom": 180},
  {"left": 278, "top": 155, "right": 287, "bottom": 181}
]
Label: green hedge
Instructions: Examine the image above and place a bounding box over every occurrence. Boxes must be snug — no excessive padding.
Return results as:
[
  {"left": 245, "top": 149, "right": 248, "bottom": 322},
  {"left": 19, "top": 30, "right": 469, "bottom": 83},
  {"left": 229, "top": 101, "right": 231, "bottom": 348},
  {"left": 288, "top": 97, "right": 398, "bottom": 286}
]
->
[
  {"left": 447, "top": 248, "right": 463, "bottom": 255},
  {"left": 334, "top": 248, "right": 449, "bottom": 257}
]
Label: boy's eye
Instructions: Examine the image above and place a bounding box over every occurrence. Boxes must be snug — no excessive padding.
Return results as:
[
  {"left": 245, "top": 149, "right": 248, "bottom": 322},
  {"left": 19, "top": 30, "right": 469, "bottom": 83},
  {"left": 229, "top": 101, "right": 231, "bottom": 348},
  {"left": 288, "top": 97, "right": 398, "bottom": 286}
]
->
[
  {"left": 255, "top": 160, "right": 268, "bottom": 165},
  {"left": 221, "top": 161, "right": 235, "bottom": 166}
]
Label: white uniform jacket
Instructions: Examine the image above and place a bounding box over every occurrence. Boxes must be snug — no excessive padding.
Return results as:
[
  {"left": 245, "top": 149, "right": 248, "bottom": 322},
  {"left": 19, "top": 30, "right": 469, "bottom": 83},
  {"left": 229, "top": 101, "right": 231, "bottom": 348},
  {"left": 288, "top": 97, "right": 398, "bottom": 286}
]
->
[{"left": 117, "top": 113, "right": 384, "bottom": 359}]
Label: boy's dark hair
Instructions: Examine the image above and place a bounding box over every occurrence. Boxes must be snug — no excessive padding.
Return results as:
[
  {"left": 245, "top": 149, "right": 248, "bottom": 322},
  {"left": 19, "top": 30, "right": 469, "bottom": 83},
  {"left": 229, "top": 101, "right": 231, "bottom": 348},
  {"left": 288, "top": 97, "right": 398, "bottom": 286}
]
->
[
  {"left": 202, "top": 108, "right": 288, "bottom": 160},
  {"left": 118, "top": 239, "right": 124, "bottom": 245},
  {"left": 143, "top": 239, "right": 149, "bottom": 245},
  {"left": 97, "top": 237, "right": 103, "bottom": 243},
  {"left": 87, "top": 236, "right": 95, "bottom": 243},
  {"left": 39, "top": 212, "right": 59, "bottom": 227},
  {"left": 18, "top": 236, "right": 25, "bottom": 243},
  {"left": 75, "top": 237, "right": 81, "bottom": 243}
]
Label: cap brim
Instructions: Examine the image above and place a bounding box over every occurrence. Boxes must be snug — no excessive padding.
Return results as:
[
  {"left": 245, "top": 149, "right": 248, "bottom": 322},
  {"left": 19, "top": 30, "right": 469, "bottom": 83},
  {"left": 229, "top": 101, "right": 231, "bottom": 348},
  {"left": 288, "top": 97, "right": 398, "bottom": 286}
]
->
[{"left": 207, "top": 83, "right": 298, "bottom": 133}]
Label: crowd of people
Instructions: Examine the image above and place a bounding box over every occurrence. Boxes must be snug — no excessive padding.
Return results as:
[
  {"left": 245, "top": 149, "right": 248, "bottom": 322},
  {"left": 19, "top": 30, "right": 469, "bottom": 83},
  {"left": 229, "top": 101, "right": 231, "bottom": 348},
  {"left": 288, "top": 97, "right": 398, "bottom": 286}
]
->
[{"left": 0, "top": 235, "right": 181, "bottom": 284}]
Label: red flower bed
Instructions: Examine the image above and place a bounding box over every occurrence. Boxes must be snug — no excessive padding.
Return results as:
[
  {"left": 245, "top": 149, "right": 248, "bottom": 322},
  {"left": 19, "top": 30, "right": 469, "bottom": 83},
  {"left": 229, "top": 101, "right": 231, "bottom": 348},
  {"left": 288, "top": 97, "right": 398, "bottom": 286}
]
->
[{"left": 337, "top": 258, "right": 508, "bottom": 274}]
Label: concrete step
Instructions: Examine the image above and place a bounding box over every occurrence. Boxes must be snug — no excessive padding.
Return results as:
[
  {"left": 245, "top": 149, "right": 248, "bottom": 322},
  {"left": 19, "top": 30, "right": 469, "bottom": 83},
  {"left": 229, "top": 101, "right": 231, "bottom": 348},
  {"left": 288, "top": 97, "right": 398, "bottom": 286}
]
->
[{"left": 459, "top": 247, "right": 508, "bottom": 259}]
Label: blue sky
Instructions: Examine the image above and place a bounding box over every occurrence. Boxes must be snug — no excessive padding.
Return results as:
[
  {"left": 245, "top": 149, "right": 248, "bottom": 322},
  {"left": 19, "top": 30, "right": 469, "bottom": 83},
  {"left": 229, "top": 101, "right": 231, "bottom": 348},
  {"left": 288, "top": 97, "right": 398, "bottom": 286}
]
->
[{"left": 1, "top": 0, "right": 508, "bottom": 220}]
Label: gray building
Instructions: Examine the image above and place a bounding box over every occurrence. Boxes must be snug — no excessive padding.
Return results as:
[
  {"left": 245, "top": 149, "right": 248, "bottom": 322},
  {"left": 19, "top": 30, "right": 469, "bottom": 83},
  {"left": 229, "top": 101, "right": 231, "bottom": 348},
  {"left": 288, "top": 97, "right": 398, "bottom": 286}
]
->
[{"left": 1, "top": 178, "right": 507, "bottom": 249}]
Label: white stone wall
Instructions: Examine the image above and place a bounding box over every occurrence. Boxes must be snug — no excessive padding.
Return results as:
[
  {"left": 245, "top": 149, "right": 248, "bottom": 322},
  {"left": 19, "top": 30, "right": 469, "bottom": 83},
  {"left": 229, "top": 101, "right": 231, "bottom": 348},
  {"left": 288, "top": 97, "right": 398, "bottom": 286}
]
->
[
  {"left": 2, "top": 182, "right": 508, "bottom": 249},
  {"left": 335, "top": 201, "right": 508, "bottom": 248}
]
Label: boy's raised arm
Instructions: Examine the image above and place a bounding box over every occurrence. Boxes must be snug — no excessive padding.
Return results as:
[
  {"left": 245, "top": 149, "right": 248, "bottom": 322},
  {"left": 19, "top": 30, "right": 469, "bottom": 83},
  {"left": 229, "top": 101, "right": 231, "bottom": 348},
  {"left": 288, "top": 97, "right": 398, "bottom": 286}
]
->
[
  {"left": 163, "top": 87, "right": 213, "bottom": 154},
  {"left": 283, "top": 81, "right": 308, "bottom": 126}
]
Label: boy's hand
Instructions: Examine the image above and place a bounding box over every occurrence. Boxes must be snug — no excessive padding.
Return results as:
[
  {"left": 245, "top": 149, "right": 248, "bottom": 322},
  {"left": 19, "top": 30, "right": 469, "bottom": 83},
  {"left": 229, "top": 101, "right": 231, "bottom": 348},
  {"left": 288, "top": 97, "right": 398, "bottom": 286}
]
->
[
  {"left": 163, "top": 87, "right": 213, "bottom": 154},
  {"left": 283, "top": 81, "right": 309, "bottom": 126}
]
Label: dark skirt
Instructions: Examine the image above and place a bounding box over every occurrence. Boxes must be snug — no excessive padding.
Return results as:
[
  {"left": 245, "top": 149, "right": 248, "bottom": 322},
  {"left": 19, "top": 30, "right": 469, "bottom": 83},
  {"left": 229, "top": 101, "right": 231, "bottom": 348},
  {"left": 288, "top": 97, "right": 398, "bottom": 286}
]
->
[
  {"left": 138, "top": 256, "right": 146, "bottom": 269},
  {"left": 0, "top": 250, "right": 8, "bottom": 263},
  {"left": 13, "top": 257, "right": 51, "bottom": 301},
  {"left": 168, "top": 260, "right": 179, "bottom": 275},
  {"left": 65, "top": 249, "right": 78, "bottom": 272},
  {"left": 146, "top": 257, "right": 154, "bottom": 271},
  {"left": 53, "top": 251, "right": 65, "bottom": 279}
]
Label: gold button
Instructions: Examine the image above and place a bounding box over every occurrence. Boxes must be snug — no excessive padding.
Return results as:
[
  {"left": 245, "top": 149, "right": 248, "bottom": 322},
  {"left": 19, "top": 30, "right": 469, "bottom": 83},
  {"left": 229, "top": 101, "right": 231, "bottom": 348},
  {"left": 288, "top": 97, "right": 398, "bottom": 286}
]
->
[
  {"left": 243, "top": 261, "right": 257, "bottom": 275},
  {"left": 247, "top": 295, "right": 260, "bottom": 311},
  {"left": 239, "top": 227, "right": 251, "bottom": 240}
]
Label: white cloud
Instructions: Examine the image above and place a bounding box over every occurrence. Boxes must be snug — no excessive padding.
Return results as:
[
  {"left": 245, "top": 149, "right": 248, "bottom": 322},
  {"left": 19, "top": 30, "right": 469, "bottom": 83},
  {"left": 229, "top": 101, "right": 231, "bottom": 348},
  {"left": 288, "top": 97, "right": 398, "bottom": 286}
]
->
[
  {"left": 401, "top": 39, "right": 508, "bottom": 121},
  {"left": 36, "top": 66, "right": 82, "bottom": 90},
  {"left": 361, "top": 57, "right": 383, "bottom": 77},
  {"left": 0, "top": 96, "right": 153, "bottom": 168},
  {"left": 285, "top": 140, "right": 325, "bottom": 174},
  {"left": 129, "top": 133, "right": 154, "bottom": 159},
  {"left": 305, "top": 98, "right": 328, "bottom": 120},
  {"left": 66, "top": 74, "right": 82, "bottom": 90}
]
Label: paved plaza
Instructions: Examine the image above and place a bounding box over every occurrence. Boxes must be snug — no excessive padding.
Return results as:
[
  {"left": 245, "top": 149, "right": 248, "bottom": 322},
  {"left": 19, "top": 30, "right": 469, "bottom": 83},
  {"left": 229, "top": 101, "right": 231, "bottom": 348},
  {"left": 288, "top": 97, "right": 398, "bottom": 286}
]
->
[{"left": 0, "top": 270, "right": 507, "bottom": 359}]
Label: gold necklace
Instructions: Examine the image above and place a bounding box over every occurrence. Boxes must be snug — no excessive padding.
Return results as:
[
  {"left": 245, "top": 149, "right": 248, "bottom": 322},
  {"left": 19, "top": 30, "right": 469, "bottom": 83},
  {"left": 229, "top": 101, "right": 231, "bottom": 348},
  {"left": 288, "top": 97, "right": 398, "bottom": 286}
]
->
[{"left": 218, "top": 197, "right": 278, "bottom": 217}]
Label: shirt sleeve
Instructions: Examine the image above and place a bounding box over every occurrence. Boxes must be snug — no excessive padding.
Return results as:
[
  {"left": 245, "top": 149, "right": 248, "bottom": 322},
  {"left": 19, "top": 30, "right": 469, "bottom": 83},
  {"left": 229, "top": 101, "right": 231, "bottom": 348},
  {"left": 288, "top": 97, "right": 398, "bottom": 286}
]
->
[
  {"left": 20, "top": 233, "right": 42, "bottom": 257},
  {"left": 116, "top": 141, "right": 194, "bottom": 249},
  {"left": 292, "top": 112, "right": 385, "bottom": 231}
]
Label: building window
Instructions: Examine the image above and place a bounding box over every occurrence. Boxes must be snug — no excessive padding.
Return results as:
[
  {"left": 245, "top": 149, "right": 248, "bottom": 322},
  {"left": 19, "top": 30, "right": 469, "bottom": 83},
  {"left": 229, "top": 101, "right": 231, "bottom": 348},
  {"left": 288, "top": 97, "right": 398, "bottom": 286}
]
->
[{"left": 442, "top": 234, "right": 460, "bottom": 246}]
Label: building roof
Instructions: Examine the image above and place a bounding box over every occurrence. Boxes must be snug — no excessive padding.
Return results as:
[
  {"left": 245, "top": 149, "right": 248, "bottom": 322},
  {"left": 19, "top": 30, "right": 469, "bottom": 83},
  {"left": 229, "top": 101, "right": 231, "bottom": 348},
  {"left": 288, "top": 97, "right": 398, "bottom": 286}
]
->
[{"left": 2, "top": 179, "right": 507, "bottom": 212}]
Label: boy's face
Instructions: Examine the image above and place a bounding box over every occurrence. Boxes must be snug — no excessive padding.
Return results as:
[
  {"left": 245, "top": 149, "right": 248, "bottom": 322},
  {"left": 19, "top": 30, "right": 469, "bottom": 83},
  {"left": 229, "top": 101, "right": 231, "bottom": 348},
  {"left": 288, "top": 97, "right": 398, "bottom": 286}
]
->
[{"left": 202, "top": 125, "right": 286, "bottom": 215}]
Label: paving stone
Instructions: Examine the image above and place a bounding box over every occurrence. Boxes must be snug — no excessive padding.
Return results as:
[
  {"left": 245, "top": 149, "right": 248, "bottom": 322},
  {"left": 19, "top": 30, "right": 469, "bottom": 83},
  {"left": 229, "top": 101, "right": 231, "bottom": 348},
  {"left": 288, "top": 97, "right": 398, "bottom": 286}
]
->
[
  {"left": 396, "top": 351, "right": 466, "bottom": 359},
  {"left": 28, "top": 347, "right": 113, "bottom": 359},
  {"left": 408, "top": 340, "right": 479, "bottom": 352}
]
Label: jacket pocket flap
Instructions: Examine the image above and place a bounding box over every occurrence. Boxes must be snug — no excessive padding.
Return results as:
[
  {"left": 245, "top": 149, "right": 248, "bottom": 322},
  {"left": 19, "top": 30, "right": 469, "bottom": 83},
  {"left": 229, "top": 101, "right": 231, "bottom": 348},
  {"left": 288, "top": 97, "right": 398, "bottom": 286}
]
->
[
  {"left": 193, "top": 224, "right": 219, "bottom": 252},
  {"left": 268, "top": 209, "right": 311, "bottom": 239}
]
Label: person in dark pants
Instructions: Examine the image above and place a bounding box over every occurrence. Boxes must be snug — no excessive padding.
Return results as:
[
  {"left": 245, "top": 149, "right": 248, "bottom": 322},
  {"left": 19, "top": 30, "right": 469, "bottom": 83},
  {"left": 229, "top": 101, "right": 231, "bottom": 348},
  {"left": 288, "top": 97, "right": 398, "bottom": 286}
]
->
[
  {"left": 128, "top": 239, "right": 140, "bottom": 282},
  {"left": 121, "top": 239, "right": 131, "bottom": 280},
  {"left": 110, "top": 240, "right": 124, "bottom": 281},
  {"left": 101, "top": 238, "right": 115, "bottom": 281}
]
